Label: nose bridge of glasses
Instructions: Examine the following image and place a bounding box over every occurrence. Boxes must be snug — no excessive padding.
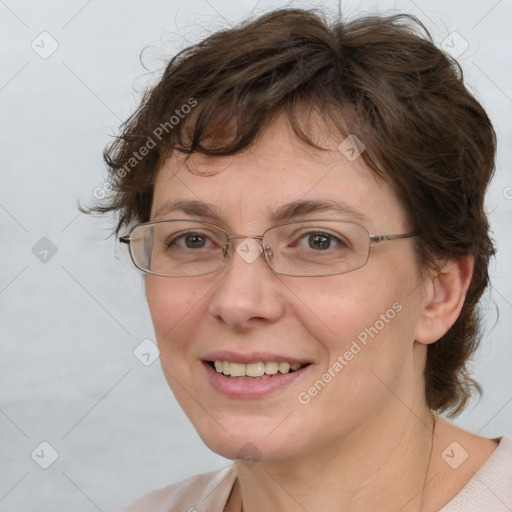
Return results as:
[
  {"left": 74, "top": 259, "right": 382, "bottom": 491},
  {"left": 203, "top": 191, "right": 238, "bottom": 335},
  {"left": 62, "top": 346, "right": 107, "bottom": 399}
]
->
[
  {"left": 227, "top": 234, "right": 264, "bottom": 241},
  {"left": 225, "top": 233, "right": 272, "bottom": 260}
]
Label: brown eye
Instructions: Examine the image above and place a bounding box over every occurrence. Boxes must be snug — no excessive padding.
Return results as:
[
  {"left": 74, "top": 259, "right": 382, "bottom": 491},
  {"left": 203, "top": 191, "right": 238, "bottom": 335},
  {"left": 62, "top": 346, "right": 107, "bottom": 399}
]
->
[
  {"left": 307, "top": 233, "right": 332, "bottom": 250},
  {"left": 293, "top": 230, "right": 349, "bottom": 251},
  {"left": 167, "top": 232, "right": 214, "bottom": 250}
]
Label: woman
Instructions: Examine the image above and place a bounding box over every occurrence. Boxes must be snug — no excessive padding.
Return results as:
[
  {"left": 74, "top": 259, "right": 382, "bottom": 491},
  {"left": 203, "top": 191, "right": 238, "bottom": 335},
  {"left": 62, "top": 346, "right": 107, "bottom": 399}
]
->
[{"left": 91, "top": 8, "right": 511, "bottom": 512}]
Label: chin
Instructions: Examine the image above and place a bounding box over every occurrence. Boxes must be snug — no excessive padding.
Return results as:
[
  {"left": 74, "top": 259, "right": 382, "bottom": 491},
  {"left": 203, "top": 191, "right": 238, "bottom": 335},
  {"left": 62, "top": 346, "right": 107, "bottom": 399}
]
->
[{"left": 191, "top": 414, "right": 310, "bottom": 463}]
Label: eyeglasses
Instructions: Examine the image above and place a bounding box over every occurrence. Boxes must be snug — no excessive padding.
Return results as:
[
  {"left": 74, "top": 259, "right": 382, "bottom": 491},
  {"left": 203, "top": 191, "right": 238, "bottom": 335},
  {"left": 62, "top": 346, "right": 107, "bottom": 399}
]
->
[{"left": 119, "top": 219, "right": 418, "bottom": 278}]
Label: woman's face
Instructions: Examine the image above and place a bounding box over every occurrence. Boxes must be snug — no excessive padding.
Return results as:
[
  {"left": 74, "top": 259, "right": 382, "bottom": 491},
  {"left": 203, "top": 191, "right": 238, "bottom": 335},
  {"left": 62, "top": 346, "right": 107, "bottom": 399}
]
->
[{"left": 146, "top": 114, "right": 427, "bottom": 461}]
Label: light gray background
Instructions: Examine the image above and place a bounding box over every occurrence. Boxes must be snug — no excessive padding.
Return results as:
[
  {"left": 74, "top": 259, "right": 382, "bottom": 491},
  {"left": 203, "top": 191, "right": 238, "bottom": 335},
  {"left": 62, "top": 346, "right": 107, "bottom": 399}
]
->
[{"left": 1, "top": 0, "right": 511, "bottom": 511}]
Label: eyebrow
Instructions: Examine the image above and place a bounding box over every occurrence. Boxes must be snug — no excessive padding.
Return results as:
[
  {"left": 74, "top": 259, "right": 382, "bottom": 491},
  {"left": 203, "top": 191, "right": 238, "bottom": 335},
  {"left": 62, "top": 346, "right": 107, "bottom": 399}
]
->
[{"left": 153, "top": 198, "right": 370, "bottom": 224}]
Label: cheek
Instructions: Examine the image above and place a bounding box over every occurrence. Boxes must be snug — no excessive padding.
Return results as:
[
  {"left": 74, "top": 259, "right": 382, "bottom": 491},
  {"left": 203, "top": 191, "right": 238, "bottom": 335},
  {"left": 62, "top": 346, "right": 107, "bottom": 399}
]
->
[
  {"left": 291, "top": 269, "right": 407, "bottom": 349},
  {"left": 296, "top": 270, "right": 415, "bottom": 400},
  {"left": 145, "top": 277, "right": 209, "bottom": 411},
  {"left": 146, "top": 276, "right": 205, "bottom": 354}
]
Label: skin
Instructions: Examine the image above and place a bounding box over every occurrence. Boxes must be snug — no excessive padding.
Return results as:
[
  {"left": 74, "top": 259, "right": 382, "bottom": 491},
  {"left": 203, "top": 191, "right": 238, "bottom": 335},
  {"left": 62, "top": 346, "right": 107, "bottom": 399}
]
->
[{"left": 145, "top": 113, "right": 498, "bottom": 512}]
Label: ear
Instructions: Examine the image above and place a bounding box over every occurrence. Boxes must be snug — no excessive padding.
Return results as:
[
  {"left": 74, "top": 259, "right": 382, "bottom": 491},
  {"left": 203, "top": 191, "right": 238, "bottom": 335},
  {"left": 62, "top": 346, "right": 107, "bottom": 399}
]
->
[{"left": 414, "top": 255, "right": 474, "bottom": 345}]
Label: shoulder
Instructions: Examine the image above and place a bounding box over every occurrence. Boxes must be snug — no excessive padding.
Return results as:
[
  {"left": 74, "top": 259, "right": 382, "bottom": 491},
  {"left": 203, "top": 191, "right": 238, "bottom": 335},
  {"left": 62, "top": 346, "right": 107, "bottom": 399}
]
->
[
  {"left": 440, "top": 435, "right": 512, "bottom": 512},
  {"left": 117, "top": 464, "right": 237, "bottom": 512}
]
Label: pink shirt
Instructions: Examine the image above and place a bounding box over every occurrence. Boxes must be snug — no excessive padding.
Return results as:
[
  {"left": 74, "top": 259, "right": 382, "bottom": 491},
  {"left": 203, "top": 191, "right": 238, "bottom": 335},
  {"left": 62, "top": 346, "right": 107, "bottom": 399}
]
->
[{"left": 119, "top": 436, "right": 512, "bottom": 511}]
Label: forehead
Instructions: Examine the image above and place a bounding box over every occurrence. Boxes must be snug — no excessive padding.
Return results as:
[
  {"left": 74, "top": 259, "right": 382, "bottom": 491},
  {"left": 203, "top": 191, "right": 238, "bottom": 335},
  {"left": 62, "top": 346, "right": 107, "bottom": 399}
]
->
[{"left": 151, "top": 114, "right": 407, "bottom": 233}]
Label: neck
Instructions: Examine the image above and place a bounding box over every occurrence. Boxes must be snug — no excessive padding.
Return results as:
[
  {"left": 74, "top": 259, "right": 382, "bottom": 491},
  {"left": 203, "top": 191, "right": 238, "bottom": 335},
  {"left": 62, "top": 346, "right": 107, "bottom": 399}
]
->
[{"left": 233, "top": 406, "right": 437, "bottom": 512}]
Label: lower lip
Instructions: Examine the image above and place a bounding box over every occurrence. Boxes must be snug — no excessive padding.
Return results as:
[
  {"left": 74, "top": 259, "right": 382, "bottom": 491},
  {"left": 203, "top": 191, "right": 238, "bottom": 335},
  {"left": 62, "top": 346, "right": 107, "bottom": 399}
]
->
[{"left": 202, "top": 361, "right": 310, "bottom": 399}]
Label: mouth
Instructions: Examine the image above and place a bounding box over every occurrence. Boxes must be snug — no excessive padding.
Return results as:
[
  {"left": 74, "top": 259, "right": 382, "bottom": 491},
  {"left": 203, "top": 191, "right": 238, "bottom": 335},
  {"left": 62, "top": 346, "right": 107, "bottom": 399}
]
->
[
  {"left": 201, "top": 356, "right": 312, "bottom": 399},
  {"left": 207, "top": 360, "right": 309, "bottom": 379}
]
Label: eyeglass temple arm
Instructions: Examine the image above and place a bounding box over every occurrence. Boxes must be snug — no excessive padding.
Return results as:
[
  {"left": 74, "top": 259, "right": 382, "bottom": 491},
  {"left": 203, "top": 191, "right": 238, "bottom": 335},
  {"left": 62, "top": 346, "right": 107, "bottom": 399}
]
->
[
  {"left": 370, "top": 232, "right": 419, "bottom": 243},
  {"left": 119, "top": 236, "right": 130, "bottom": 244}
]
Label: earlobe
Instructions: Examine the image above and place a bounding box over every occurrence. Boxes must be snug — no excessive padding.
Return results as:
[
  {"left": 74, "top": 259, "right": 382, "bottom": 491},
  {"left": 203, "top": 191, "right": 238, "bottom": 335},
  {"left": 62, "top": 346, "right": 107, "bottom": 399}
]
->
[{"left": 414, "top": 255, "right": 474, "bottom": 345}]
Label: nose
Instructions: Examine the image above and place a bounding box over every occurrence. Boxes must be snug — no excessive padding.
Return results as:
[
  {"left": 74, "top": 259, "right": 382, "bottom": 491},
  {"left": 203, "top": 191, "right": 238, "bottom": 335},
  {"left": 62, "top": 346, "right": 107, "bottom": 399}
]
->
[{"left": 207, "top": 237, "right": 285, "bottom": 332}]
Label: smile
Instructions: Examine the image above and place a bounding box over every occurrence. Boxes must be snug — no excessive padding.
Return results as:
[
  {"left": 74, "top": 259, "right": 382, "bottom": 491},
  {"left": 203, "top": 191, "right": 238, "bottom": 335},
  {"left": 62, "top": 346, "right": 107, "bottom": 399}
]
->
[
  {"left": 202, "top": 359, "right": 311, "bottom": 399},
  {"left": 211, "top": 360, "right": 305, "bottom": 378}
]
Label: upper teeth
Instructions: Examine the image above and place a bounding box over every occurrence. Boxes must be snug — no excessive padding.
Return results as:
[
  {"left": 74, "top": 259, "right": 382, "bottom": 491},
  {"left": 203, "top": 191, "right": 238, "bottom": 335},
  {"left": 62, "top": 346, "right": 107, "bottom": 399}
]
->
[{"left": 214, "top": 361, "right": 303, "bottom": 377}]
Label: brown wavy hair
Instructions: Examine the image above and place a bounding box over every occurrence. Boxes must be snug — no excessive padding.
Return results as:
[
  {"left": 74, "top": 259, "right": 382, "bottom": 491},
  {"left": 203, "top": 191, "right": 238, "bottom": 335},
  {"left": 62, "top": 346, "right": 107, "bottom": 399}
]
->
[{"left": 87, "top": 8, "right": 496, "bottom": 416}]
